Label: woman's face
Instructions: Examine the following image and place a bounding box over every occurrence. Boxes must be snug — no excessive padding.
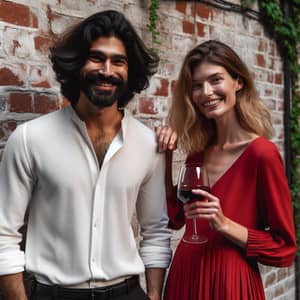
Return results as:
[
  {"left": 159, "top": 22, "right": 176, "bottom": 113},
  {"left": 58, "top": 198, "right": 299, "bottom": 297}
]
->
[{"left": 191, "top": 62, "right": 242, "bottom": 120}]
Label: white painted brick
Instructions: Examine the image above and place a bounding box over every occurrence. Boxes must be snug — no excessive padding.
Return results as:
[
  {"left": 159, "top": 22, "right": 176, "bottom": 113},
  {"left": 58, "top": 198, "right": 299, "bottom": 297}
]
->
[
  {"left": 3, "top": 27, "right": 35, "bottom": 59},
  {"left": 171, "top": 34, "right": 195, "bottom": 55}
]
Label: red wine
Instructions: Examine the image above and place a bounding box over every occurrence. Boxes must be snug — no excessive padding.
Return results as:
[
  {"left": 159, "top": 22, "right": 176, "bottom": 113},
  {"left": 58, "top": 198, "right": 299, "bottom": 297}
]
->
[{"left": 178, "top": 186, "right": 210, "bottom": 203}]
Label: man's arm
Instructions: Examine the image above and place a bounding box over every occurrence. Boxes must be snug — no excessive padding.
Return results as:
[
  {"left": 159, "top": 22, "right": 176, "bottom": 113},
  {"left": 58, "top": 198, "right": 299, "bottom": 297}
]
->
[
  {"left": 145, "top": 268, "right": 166, "bottom": 300},
  {"left": 0, "top": 273, "right": 27, "bottom": 300},
  {"left": 0, "top": 126, "right": 33, "bottom": 299},
  {"left": 136, "top": 151, "right": 172, "bottom": 299}
]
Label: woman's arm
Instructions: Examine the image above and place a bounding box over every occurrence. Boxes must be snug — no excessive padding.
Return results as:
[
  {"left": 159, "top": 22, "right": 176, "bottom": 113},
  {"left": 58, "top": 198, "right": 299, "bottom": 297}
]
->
[{"left": 156, "top": 127, "right": 185, "bottom": 229}]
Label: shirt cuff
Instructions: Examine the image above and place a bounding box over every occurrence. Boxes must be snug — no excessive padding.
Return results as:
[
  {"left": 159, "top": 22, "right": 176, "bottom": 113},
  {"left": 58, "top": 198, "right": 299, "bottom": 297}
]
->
[
  {"left": 139, "top": 246, "right": 172, "bottom": 268},
  {"left": 0, "top": 252, "right": 25, "bottom": 276}
]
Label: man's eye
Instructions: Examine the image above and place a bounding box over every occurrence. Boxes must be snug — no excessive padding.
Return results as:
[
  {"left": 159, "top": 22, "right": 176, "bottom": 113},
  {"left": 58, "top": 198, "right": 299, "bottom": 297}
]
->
[
  {"left": 88, "top": 55, "right": 104, "bottom": 62},
  {"left": 113, "top": 59, "right": 125, "bottom": 65}
]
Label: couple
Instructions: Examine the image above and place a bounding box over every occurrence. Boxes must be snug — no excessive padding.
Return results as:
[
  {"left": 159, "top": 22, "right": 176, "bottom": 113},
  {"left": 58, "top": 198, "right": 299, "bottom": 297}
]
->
[{"left": 0, "top": 10, "right": 296, "bottom": 300}]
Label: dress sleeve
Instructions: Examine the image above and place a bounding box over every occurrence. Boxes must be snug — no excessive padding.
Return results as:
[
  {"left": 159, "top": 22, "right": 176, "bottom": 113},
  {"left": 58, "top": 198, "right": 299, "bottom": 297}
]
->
[
  {"left": 167, "top": 185, "right": 185, "bottom": 230},
  {"left": 245, "top": 143, "right": 297, "bottom": 267},
  {"left": 0, "top": 125, "right": 34, "bottom": 275}
]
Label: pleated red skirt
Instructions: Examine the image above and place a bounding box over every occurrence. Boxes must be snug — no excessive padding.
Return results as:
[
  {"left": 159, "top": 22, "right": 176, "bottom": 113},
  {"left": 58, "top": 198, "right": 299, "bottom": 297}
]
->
[{"left": 164, "top": 232, "right": 265, "bottom": 300}]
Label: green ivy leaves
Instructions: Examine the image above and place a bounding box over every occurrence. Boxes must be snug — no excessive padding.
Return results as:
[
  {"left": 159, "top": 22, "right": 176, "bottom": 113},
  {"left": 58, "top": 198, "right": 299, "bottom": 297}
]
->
[
  {"left": 147, "top": 0, "right": 160, "bottom": 49},
  {"left": 258, "top": 0, "right": 300, "bottom": 253}
]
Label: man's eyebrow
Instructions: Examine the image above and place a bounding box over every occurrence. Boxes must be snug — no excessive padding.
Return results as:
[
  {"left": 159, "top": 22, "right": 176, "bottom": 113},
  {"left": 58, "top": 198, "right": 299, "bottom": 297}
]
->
[{"left": 88, "top": 50, "right": 128, "bottom": 61}]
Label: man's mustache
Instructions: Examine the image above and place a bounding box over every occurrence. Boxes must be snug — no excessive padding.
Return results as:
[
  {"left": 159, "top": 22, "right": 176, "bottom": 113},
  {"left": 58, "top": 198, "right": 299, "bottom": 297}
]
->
[{"left": 83, "top": 71, "right": 123, "bottom": 87}]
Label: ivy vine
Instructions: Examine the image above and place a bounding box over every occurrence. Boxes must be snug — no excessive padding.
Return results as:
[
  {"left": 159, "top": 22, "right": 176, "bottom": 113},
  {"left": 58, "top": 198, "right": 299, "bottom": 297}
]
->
[
  {"left": 255, "top": 0, "right": 300, "bottom": 253},
  {"left": 147, "top": 0, "right": 160, "bottom": 49}
]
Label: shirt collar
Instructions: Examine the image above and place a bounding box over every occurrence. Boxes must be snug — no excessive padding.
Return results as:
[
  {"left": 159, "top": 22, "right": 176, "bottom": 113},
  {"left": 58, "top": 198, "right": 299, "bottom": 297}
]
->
[{"left": 65, "top": 104, "right": 131, "bottom": 143}]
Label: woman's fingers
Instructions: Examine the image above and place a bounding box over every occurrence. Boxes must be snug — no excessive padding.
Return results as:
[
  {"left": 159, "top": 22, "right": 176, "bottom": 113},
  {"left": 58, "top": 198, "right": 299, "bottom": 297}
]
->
[
  {"left": 155, "top": 125, "right": 177, "bottom": 152},
  {"left": 183, "top": 193, "right": 221, "bottom": 219}
]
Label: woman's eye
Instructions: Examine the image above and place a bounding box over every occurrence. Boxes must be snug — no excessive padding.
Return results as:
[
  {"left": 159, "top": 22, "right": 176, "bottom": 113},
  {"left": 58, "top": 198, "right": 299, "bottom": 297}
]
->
[
  {"left": 192, "top": 84, "right": 202, "bottom": 91},
  {"left": 211, "top": 77, "right": 222, "bottom": 84}
]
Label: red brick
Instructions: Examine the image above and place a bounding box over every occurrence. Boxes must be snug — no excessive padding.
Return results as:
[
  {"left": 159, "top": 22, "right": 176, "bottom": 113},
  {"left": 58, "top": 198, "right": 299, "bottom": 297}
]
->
[
  {"left": 155, "top": 78, "right": 169, "bottom": 96},
  {"left": 275, "top": 73, "right": 283, "bottom": 84},
  {"left": 0, "top": 0, "right": 38, "bottom": 28},
  {"left": 34, "top": 35, "right": 53, "bottom": 54},
  {"left": 139, "top": 97, "right": 157, "bottom": 115},
  {"left": 196, "top": 3, "right": 211, "bottom": 19},
  {"left": 175, "top": 2, "right": 186, "bottom": 14},
  {"left": 256, "top": 54, "right": 265, "bottom": 67},
  {"left": 33, "top": 94, "right": 59, "bottom": 114},
  {"left": 0, "top": 67, "right": 24, "bottom": 86},
  {"left": 182, "top": 20, "right": 194, "bottom": 34},
  {"left": 197, "top": 22, "right": 205, "bottom": 37},
  {"left": 9, "top": 92, "right": 33, "bottom": 113}
]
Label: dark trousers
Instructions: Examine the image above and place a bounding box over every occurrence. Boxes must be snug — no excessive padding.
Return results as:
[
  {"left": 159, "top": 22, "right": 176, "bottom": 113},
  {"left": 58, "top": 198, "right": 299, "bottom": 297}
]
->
[{"left": 29, "top": 277, "right": 150, "bottom": 300}]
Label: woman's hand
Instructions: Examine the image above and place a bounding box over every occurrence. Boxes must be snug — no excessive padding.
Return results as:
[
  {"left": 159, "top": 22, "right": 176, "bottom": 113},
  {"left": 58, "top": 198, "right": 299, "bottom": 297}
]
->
[
  {"left": 184, "top": 189, "right": 248, "bottom": 248},
  {"left": 155, "top": 125, "right": 177, "bottom": 152},
  {"left": 183, "top": 189, "right": 228, "bottom": 232}
]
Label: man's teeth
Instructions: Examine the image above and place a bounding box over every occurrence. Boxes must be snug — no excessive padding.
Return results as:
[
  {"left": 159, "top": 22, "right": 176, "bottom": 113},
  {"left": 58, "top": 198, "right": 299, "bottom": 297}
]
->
[
  {"left": 98, "top": 82, "right": 113, "bottom": 87},
  {"left": 203, "top": 100, "right": 219, "bottom": 107}
]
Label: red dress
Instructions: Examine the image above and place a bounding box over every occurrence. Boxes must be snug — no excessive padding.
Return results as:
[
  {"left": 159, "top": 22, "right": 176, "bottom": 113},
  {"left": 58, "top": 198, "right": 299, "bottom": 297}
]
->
[{"left": 164, "top": 137, "right": 296, "bottom": 300}]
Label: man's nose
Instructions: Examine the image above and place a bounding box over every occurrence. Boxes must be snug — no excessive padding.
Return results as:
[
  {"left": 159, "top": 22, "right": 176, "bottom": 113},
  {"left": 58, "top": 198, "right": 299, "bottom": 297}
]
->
[
  {"left": 99, "top": 60, "right": 113, "bottom": 76},
  {"left": 203, "top": 81, "right": 213, "bottom": 96}
]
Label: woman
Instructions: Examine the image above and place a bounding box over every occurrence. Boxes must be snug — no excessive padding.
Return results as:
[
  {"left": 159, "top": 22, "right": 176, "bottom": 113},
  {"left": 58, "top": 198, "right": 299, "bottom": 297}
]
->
[{"left": 157, "top": 40, "right": 296, "bottom": 300}]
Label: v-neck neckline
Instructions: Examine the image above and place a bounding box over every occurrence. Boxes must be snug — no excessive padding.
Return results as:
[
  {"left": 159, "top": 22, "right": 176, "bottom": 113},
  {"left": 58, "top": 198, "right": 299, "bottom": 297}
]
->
[{"left": 205, "top": 136, "right": 262, "bottom": 190}]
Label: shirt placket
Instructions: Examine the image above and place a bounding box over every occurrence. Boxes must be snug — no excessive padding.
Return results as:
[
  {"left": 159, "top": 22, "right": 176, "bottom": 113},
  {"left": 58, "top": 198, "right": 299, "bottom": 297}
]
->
[{"left": 71, "top": 108, "right": 126, "bottom": 283}]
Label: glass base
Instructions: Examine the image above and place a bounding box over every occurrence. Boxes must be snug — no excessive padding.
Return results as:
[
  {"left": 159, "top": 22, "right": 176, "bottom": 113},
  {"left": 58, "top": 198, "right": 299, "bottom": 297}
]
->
[{"left": 183, "top": 234, "right": 208, "bottom": 244}]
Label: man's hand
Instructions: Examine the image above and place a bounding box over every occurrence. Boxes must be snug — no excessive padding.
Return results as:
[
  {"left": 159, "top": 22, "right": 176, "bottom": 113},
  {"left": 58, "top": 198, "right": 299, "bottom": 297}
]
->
[
  {"left": 145, "top": 268, "right": 166, "bottom": 300},
  {"left": 0, "top": 273, "right": 27, "bottom": 300}
]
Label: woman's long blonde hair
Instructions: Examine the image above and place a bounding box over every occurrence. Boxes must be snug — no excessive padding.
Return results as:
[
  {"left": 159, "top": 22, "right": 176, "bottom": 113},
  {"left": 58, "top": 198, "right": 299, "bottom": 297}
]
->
[{"left": 169, "top": 40, "right": 273, "bottom": 153}]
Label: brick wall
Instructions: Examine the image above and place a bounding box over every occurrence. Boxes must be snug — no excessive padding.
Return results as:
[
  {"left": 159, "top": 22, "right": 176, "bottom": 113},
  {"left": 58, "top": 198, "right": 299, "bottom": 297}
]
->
[{"left": 0, "top": 0, "right": 295, "bottom": 299}]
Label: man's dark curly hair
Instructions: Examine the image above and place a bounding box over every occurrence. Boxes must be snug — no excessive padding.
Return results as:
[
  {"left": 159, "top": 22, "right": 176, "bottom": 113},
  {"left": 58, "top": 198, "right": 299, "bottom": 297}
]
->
[{"left": 50, "top": 10, "right": 159, "bottom": 107}]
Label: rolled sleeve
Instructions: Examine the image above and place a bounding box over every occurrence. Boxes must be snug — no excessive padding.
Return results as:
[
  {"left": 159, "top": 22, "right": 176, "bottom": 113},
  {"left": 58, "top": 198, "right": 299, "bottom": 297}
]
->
[
  {"left": 136, "top": 153, "right": 172, "bottom": 268},
  {"left": 0, "top": 125, "right": 33, "bottom": 275}
]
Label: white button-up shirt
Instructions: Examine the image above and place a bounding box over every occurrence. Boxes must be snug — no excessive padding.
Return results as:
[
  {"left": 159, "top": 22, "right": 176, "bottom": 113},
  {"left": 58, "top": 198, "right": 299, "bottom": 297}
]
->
[{"left": 0, "top": 105, "right": 171, "bottom": 285}]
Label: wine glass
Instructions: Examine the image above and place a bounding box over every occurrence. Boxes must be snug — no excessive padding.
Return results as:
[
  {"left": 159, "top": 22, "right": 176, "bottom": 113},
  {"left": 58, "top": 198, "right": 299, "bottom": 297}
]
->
[{"left": 177, "top": 163, "right": 210, "bottom": 244}]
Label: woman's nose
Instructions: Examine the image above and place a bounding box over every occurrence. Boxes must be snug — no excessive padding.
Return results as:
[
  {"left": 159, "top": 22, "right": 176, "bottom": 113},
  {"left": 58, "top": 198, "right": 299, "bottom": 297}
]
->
[{"left": 203, "top": 81, "right": 213, "bottom": 96}]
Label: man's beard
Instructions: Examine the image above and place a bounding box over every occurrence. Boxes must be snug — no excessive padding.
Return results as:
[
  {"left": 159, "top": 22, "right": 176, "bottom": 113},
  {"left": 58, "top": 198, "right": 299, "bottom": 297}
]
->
[{"left": 80, "top": 71, "right": 127, "bottom": 108}]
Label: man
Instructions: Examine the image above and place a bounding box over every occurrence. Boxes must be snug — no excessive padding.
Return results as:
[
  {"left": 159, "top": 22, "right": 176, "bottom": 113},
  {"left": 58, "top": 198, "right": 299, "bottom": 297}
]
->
[{"left": 0, "top": 10, "right": 171, "bottom": 300}]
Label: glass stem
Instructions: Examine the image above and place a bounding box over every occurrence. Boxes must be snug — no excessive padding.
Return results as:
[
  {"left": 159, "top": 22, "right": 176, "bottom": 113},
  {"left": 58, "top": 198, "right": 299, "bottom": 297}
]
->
[{"left": 192, "top": 218, "right": 199, "bottom": 240}]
